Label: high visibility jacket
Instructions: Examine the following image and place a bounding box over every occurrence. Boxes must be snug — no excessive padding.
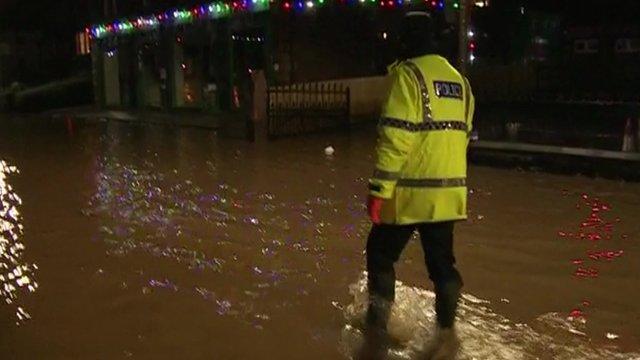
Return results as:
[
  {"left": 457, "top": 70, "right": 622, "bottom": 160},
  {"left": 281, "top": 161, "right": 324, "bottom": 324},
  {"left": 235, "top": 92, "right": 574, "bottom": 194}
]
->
[{"left": 369, "top": 55, "right": 475, "bottom": 225}]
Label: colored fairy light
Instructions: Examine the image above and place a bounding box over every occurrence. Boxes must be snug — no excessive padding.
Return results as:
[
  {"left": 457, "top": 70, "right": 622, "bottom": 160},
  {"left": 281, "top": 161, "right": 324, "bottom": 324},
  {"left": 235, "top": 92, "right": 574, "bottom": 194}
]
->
[{"left": 88, "top": 0, "right": 454, "bottom": 40}]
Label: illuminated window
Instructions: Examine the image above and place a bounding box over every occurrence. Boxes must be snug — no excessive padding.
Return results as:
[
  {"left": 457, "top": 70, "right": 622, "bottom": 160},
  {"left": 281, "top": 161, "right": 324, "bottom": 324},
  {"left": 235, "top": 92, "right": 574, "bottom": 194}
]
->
[
  {"left": 574, "top": 39, "right": 599, "bottom": 54},
  {"left": 75, "top": 32, "right": 91, "bottom": 55},
  {"left": 615, "top": 38, "right": 640, "bottom": 54}
]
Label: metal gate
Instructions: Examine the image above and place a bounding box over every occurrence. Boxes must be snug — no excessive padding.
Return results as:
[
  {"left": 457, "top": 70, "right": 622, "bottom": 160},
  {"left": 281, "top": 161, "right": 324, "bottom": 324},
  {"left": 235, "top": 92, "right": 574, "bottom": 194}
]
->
[{"left": 267, "top": 82, "right": 350, "bottom": 139}]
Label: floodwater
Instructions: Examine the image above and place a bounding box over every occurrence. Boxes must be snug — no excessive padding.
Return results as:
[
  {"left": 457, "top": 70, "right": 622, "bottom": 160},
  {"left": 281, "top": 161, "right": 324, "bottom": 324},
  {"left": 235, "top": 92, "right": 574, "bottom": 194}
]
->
[{"left": 1, "top": 116, "right": 639, "bottom": 359}]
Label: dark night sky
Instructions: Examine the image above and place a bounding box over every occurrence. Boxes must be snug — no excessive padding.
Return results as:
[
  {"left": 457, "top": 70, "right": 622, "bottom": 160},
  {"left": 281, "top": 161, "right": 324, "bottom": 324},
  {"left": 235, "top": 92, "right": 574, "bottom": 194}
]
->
[
  {"left": 1, "top": 0, "right": 639, "bottom": 34},
  {"left": 0, "top": 0, "right": 91, "bottom": 32}
]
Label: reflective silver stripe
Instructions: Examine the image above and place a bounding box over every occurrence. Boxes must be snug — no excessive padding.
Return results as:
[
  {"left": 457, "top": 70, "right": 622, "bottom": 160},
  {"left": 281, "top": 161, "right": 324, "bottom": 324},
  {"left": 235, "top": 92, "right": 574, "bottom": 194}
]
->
[
  {"left": 372, "top": 169, "right": 400, "bottom": 180},
  {"left": 463, "top": 77, "right": 471, "bottom": 121},
  {"left": 405, "top": 62, "right": 433, "bottom": 123},
  {"left": 397, "top": 178, "right": 466, "bottom": 188},
  {"left": 379, "top": 117, "right": 468, "bottom": 132},
  {"left": 463, "top": 77, "right": 471, "bottom": 137}
]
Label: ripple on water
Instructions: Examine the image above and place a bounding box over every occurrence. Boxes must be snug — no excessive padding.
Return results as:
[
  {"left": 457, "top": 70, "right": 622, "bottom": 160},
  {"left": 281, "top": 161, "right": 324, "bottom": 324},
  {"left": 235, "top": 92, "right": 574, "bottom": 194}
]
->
[{"left": 84, "top": 157, "right": 330, "bottom": 328}]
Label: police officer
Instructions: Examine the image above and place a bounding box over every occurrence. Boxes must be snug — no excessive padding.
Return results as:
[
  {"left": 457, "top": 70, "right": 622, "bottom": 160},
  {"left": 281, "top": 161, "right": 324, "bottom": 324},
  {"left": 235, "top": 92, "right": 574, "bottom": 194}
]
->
[{"left": 362, "top": 11, "right": 475, "bottom": 360}]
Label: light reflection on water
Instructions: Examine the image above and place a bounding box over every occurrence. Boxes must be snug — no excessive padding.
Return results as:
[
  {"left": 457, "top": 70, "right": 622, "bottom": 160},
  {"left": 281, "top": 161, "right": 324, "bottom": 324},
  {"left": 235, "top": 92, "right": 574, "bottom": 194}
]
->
[
  {"left": 84, "top": 150, "right": 358, "bottom": 329},
  {"left": 0, "top": 160, "right": 38, "bottom": 324},
  {"left": 83, "top": 152, "right": 640, "bottom": 359},
  {"left": 74, "top": 125, "right": 639, "bottom": 358}
]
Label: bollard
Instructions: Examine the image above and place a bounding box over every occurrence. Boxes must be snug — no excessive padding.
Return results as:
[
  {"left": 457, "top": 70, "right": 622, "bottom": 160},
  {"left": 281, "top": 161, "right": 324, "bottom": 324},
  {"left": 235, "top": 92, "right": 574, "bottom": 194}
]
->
[
  {"left": 506, "top": 122, "right": 520, "bottom": 142},
  {"left": 621, "top": 118, "right": 635, "bottom": 152},
  {"left": 65, "top": 115, "right": 75, "bottom": 137},
  {"left": 637, "top": 117, "right": 640, "bottom": 152}
]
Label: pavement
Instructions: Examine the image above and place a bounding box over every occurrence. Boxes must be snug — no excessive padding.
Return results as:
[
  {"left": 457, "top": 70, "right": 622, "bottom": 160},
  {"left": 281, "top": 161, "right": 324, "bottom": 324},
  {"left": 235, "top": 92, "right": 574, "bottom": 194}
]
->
[{"left": 46, "top": 106, "right": 227, "bottom": 130}]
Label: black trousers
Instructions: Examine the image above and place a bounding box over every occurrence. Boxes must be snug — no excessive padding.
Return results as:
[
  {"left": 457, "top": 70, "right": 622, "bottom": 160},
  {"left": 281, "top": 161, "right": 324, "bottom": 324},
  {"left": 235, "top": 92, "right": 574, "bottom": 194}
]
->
[{"left": 365, "top": 221, "right": 463, "bottom": 330}]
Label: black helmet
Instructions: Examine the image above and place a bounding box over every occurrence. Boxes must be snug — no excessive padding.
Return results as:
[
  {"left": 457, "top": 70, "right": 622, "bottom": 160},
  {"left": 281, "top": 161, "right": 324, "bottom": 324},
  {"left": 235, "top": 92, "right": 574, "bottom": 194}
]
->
[{"left": 399, "top": 11, "right": 438, "bottom": 60}]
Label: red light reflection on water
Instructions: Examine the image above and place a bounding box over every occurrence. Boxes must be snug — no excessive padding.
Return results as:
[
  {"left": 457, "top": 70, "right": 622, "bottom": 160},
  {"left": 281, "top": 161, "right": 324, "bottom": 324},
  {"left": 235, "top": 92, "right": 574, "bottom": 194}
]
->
[{"left": 559, "top": 193, "right": 628, "bottom": 327}]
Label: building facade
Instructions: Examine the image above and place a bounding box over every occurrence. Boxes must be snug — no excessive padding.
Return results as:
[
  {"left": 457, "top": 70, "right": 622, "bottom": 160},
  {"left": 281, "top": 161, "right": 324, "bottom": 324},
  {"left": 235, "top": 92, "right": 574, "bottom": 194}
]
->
[{"left": 88, "top": 1, "right": 461, "bottom": 112}]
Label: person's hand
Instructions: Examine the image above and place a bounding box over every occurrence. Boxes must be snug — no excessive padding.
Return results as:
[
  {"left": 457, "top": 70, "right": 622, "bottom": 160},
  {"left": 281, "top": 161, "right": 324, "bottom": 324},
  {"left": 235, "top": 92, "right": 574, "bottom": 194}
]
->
[{"left": 367, "top": 195, "right": 384, "bottom": 225}]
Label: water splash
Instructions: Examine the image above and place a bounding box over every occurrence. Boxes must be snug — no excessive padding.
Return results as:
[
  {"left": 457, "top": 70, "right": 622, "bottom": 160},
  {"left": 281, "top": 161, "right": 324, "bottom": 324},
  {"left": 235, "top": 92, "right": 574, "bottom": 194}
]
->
[
  {"left": 0, "top": 160, "right": 38, "bottom": 324},
  {"left": 339, "top": 273, "right": 640, "bottom": 360}
]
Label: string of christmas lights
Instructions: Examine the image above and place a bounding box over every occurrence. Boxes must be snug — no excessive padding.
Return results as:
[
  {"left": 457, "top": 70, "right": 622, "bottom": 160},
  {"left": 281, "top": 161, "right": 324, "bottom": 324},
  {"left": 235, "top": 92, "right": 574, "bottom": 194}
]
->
[{"left": 87, "top": 0, "right": 460, "bottom": 39}]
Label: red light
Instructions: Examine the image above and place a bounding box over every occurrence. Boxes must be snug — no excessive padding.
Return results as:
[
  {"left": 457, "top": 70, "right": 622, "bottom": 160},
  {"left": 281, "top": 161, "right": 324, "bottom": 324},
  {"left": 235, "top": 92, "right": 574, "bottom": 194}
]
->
[
  {"left": 284, "top": 2, "right": 291, "bottom": 9},
  {"left": 469, "top": 42, "right": 476, "bottom": 50},
  {"left": 431, "top": 0, "right": 436, "bottom": 6},
  {"left": 387, "top": 0, "right": 394, "bottom": 5},
  {"left": 569, "top": 309, "right": 584, "bottom": 318}
]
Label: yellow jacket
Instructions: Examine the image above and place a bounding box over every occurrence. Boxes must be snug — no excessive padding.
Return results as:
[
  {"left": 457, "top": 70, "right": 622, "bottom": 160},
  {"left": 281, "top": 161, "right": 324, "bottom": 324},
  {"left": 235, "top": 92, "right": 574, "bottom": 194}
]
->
[{"left": 369, "top": 55, "right": 475, "bottom": 224}]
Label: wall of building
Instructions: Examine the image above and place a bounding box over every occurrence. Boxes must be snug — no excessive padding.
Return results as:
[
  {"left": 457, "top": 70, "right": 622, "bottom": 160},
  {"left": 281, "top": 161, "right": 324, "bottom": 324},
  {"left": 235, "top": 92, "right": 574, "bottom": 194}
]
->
[
  {"left": 326, "top": 76, "right": 390, "bottom": 118},
  {"left": 560, "top": 25, "right": 640, "bottom": 99},
  {"left": 268, "top": 9, "right": 433, "bottom": 85},
  {"left": 468, "top": 63, "right": 537, "bottom": 102}
]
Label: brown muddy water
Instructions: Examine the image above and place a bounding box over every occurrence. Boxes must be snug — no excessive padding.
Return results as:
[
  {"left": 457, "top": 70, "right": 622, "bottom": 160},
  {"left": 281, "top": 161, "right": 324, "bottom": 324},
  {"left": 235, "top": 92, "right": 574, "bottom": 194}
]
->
[{"left": 0, "top": 116, "right": 639, "bottom": 359}]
